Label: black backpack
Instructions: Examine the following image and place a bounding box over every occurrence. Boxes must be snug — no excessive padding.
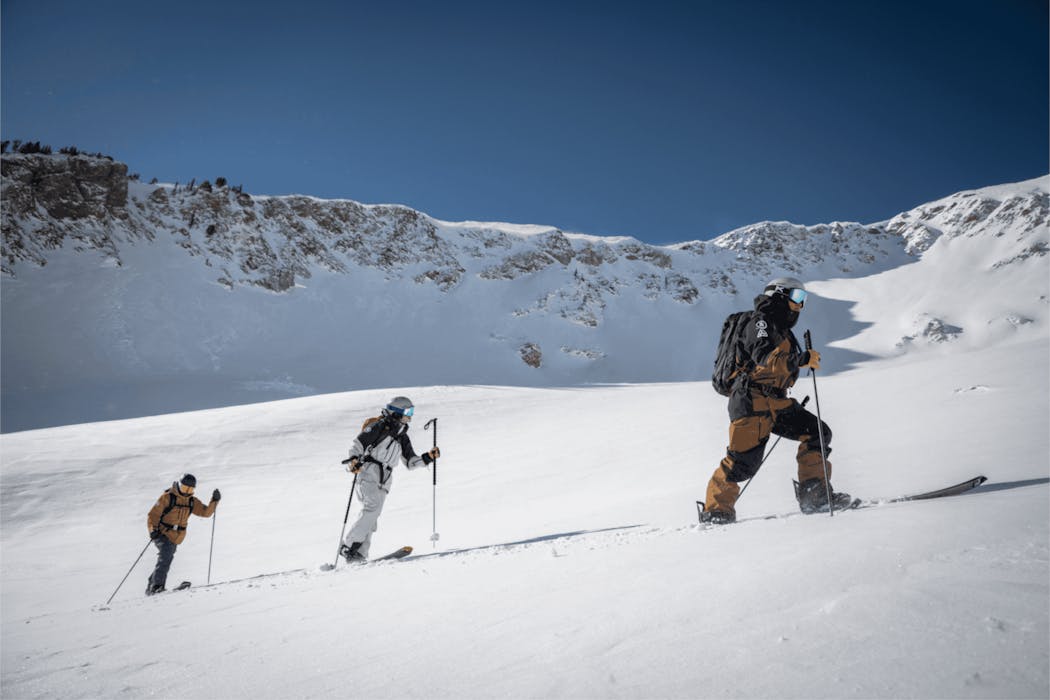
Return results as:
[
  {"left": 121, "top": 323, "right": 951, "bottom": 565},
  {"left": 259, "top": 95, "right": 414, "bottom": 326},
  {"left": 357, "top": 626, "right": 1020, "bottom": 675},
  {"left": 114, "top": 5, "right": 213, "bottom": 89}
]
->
[{"left": 711, "top": 311, "right": 754, "bottom": 396}]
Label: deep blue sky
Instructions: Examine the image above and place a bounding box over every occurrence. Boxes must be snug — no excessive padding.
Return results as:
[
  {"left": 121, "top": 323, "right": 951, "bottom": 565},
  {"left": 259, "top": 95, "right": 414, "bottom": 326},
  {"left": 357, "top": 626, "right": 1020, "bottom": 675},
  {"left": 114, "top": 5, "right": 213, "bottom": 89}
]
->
[{"left": 3, "top": 1, "right": 1047, "bottom": 244}]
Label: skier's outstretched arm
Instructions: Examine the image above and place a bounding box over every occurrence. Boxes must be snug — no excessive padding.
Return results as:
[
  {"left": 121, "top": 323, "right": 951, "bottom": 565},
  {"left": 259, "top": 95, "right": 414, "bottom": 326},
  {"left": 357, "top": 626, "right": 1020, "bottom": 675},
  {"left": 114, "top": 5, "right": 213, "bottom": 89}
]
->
[
  {"left": 192, "top": 491, "right": 220, "bottom": 518},
  {"left": 399, "top": 434, "right": 440, "bottom": 470}
]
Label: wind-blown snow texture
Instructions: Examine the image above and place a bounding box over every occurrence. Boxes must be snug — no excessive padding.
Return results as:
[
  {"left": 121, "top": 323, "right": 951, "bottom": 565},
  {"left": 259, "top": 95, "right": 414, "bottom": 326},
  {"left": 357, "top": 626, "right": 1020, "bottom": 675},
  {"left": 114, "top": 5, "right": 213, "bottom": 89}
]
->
[{"left": 2, "top": 154, "right": 1046, "bottom": 431}]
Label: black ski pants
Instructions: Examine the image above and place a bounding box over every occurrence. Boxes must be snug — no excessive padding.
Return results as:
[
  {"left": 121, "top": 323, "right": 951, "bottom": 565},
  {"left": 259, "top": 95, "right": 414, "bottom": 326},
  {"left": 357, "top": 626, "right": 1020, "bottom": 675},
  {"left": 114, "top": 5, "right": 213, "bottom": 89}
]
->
[
  {"left": 725, "top": 397, "right": 832, "bottom": 483},
  {"left": 148, "top": 538, "right": 177, "bottom": 591}
]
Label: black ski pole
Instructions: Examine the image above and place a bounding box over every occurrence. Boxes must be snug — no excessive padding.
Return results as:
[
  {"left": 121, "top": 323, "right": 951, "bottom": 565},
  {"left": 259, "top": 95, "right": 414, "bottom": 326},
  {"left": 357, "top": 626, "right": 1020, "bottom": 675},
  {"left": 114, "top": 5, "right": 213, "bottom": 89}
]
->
[
  {"left": 424, "top": 418, "right": 439, "bottom": 548},
  {"left": 804, "top": 330, "right": 835, "bottom": 516},
  {"left": 737, "top": 396, "right": 810, "bottom": 502},
  {"left": 207, "top": 510, "right": 216, "bottom": 585},
  {"left": 332, "top": 472, "right": 358, "bottom": 569},
  {"left": 105, "top": 539, "right": 152, "bottom": 606}
]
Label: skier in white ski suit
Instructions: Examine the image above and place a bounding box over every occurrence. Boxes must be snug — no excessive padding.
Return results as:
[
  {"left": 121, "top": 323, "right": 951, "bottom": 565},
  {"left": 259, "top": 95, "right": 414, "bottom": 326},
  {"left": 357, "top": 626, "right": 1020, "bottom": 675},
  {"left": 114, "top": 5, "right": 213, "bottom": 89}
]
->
[{"left": 340, "top": 397, "right": 439, "bottom": 562}]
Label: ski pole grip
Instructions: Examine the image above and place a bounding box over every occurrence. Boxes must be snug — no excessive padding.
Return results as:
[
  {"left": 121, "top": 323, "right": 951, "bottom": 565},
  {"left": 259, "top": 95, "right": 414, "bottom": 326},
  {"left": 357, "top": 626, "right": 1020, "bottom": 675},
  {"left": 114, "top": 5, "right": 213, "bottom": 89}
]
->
[{"left": 804, "top": 329, "right": 813, "bottom": 351}]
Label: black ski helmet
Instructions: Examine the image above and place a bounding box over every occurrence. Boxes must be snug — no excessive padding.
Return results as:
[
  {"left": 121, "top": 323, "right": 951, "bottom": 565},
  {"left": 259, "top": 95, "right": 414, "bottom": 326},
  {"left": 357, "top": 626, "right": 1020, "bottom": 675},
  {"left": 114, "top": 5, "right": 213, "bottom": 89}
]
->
[{"left": 180, "top": 474, "right": 197, "bottom": 488}]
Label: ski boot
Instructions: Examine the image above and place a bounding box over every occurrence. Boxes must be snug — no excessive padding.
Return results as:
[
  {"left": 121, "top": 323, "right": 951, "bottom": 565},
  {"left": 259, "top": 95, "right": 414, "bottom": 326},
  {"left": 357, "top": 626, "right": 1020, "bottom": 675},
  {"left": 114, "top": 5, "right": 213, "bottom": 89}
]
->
[
  {"left": 795, "top": 478, "right": 853, "bottom": 514},
  {"left": 145, "top": 583, "right": 165, "bottom": 596},
  {"left": 339, "top": 542, "right": 366, "bottom": 565},
  {"left": 698, "top": 503, "right": 736, "bottom": 525}
]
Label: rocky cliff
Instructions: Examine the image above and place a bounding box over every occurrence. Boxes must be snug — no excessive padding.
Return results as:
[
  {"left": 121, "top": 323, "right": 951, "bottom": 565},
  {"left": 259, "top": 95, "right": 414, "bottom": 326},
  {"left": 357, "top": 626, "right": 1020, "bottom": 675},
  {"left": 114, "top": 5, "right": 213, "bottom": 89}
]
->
[{"left": 2, "top": 153, "right": 932, "bottom": 314}]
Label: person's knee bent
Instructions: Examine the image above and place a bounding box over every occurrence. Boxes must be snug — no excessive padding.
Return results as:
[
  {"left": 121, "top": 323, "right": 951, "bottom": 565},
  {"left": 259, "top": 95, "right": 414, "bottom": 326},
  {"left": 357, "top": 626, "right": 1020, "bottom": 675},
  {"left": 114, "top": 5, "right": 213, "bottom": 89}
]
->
[
  {"left": 725, "top": 443, "right": 765, "bottom": 481},
  {"left": 803, "top": 420, "right": 832, "bottom": 456}
]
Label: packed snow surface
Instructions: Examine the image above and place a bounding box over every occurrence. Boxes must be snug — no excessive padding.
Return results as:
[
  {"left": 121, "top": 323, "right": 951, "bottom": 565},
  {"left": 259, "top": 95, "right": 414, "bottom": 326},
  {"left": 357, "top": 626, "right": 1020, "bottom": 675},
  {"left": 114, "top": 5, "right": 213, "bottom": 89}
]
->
[{"left": 2, "top": 338, "right": 1047, "bottom": 699}]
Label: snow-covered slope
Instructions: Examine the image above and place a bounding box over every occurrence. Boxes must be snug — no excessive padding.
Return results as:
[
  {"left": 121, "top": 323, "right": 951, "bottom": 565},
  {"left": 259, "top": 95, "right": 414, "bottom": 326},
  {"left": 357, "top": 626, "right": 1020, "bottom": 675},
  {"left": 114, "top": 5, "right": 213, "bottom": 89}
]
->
[
  {"left": 1, "top": 339, "right": 1047, "bottom": 698},
  {"left": 3, "top": 153, "right": 1046, "bottom": 431}
]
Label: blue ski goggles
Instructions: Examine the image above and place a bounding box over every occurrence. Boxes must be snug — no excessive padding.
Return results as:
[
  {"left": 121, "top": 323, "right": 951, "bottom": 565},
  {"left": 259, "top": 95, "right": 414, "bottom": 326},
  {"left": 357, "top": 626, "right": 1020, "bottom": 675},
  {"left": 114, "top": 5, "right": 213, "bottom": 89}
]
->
[
  {"left": 386, "top": 404, "right": 414, "bottom": 417},
  {"left": 788, "top": 288, "right": 808, "bottom": 305}
]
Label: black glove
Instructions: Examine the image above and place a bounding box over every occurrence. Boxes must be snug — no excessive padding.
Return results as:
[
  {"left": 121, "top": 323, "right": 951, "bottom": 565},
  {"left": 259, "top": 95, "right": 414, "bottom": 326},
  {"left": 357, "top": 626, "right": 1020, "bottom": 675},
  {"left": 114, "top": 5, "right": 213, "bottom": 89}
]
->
[
  {"left": 149, "top": 529, "right": 162, "bottom": 540},
  {"left": 212, "top": 489, "right": 221, "bottom": 502}
]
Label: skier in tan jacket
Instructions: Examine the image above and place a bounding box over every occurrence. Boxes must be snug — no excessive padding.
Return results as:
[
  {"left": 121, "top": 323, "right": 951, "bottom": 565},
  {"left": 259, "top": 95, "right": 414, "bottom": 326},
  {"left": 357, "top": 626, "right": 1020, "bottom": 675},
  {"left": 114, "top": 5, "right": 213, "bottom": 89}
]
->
[{"left": 145, "top": 474, "right": 220, "bottom": 594}]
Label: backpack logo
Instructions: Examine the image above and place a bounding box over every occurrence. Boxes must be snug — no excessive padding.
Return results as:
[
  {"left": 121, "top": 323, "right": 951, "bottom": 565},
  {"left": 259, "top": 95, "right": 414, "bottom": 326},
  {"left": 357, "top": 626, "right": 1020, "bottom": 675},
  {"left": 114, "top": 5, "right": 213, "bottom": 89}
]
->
[{"left": 756, "top": 319, "right": 768, "bottom": 338}]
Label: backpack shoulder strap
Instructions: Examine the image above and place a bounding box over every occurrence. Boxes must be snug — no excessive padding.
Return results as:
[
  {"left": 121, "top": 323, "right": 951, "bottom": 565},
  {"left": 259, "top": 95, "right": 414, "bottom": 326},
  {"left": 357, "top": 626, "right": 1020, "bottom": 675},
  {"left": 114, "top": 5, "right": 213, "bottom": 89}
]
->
[
  {"left": 358, "top": 418, "right": 393, "bottom": 452},
  {"left": 156, "top": 492, "right": 178, "bottom": 531},
  {"left": 161, "top": 491, "right": 177, "bottom": 518},
  {"left": 158, "top": 491, "right": 193, "bottom": 531}
]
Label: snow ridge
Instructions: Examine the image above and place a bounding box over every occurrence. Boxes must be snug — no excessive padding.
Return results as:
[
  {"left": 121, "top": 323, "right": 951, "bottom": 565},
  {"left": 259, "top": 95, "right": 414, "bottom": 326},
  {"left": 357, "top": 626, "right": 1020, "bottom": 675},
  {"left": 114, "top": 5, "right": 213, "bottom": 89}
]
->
[{"left": 1, "top": 153, "right": 1047, "bottom": 430}]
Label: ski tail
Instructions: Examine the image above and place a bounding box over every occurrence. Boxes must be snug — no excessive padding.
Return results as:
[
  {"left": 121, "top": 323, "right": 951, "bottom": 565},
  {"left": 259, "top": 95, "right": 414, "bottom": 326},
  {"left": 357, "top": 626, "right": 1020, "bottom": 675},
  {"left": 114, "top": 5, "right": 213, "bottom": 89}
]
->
[{"left": 373, "top": 546, "right": 413, "bottom": 562}]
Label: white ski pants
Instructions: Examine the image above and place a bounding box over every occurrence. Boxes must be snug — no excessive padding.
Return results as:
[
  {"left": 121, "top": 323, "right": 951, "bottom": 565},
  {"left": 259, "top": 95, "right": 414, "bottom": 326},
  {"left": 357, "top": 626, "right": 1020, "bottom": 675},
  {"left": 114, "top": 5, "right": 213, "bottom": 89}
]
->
[{"left": 343, "top": 467, "right": 388, "bottom": 558}]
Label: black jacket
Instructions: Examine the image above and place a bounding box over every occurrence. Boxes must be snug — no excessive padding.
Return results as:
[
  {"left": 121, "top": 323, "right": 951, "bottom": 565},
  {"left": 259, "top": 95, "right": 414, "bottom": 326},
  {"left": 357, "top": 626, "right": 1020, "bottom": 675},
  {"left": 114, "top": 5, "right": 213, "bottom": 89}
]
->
[{"left": 728, "top": 294, "right": 805, "bottom": 417}]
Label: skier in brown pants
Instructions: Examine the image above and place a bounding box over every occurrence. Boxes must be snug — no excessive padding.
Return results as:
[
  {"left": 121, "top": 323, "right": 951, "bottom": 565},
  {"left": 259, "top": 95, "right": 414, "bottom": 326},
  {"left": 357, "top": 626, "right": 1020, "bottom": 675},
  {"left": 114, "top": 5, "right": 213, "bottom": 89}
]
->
[{"left": 702, "top": 277, "right": 852, "bottom": 524}]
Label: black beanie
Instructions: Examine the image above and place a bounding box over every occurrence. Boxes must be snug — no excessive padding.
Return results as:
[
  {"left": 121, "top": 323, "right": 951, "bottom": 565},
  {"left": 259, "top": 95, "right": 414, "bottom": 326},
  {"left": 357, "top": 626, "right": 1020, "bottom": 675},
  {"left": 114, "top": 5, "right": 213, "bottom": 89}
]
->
[{"left": 180, "top": 474, "right": 197, "bottom": 488}]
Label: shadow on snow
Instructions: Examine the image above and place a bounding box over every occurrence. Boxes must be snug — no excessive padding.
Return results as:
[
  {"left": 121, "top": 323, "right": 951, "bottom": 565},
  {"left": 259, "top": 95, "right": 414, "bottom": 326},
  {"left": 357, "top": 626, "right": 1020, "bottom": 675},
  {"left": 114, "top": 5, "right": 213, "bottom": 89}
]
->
[{"left": 404, "top": 524, "right": 646, "bottom": 562}]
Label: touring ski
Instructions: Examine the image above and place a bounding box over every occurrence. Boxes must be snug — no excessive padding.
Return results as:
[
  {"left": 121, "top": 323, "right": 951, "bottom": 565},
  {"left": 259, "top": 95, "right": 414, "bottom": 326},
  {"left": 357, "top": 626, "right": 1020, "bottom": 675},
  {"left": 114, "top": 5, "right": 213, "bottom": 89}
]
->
[
  {"left": 699, "top": 476, "right": 988, "bottom": 526},
  {"left": 158, "top": 581, "right": 192, "bottom": 593},
  {"left": 320, "top": 545, "right": 413, "bottom": 571},
  {"left": 820, "top": 475, "right": 988, "bottom": 514},
  {"left": 881, "top": 475, "right": 987, "bottom": 503}
]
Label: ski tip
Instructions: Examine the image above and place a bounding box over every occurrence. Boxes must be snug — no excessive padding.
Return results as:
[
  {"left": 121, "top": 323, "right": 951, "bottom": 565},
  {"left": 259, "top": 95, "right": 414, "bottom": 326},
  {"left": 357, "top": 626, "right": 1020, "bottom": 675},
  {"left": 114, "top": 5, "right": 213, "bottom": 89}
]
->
[
  {"left": 975, "top": 475, "right": 988, "bottom": 485},
  {"left": 401, "top": 546, "right": 413, "bottom": 554},
  {"left": 319, "top": 563, "right": 335, "bottom": 572}
]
